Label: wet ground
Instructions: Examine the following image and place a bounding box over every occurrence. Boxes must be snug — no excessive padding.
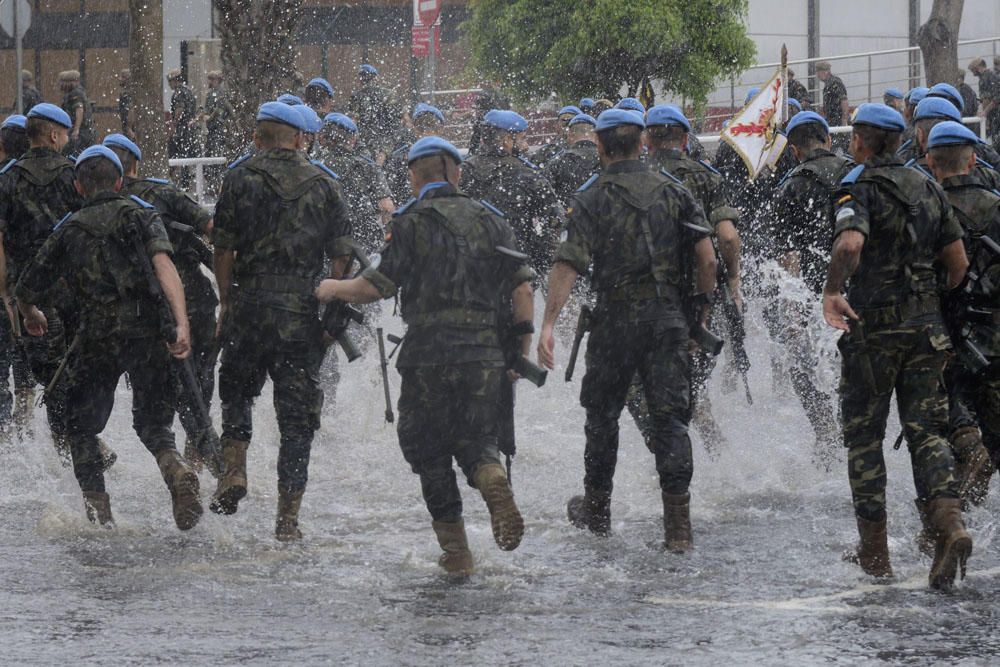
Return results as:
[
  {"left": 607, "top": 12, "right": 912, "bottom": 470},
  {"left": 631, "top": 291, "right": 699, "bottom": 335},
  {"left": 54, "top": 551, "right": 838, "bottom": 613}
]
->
[{"left": 2, "top": 298, "right": 1000, "bottom": 665}]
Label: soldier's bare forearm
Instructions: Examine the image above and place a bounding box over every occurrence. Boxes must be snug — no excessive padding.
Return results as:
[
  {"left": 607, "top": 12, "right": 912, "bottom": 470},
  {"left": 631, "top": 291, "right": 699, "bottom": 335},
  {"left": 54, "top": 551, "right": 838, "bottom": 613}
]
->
[
  {"left": 715, "top": 220, "right": 741, "bottom": 285},
  {"left": 824, "top": 231, "right": 864, "bottom": 295},
  {"left": 693, "top": 237, "right": 717, "bottom": 295},
  {"left": 330, "top": 254, "right": 350, "bottom": 280},
  {"left": 213, "top": 248, "right": 235, "bottom": 309},
  {"left": 939, "top": 239, "right": 969, "bottom": 289},
  {"left": 542, "top": 261, "right": 578, "bottom": 330},
  {"left": 511, "top": 281, "right": 534, "bottom": 357}
]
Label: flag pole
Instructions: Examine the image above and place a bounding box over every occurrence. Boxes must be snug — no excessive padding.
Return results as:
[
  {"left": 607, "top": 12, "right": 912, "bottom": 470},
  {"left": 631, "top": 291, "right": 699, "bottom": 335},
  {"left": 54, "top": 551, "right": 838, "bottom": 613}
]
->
[{"left": 781, "top": 43, "right": 788, "bottom": 123}]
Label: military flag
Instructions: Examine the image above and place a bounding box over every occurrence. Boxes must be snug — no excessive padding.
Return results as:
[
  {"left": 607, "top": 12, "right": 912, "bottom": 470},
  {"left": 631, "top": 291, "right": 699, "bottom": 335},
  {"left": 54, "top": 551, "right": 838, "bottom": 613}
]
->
[{"left": 721, "top": 45, "right": 789, "bottom": 180}]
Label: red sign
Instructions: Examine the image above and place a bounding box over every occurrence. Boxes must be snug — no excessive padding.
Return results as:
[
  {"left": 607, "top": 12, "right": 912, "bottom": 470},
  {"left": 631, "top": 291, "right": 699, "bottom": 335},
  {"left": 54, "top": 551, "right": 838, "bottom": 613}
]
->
[
  {"left": 417, "top": 0, "right": 442, "bottom": 27},
  {"left": 411, "top": 25, "right": 440, "bottom": 58}
]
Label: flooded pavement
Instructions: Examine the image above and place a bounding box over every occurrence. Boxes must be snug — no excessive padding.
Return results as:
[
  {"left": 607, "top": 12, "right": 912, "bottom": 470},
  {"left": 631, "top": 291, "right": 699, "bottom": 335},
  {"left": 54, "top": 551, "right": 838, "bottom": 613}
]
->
[{"left": 2, "top": 301, "right": 1000, "bottom": 665}]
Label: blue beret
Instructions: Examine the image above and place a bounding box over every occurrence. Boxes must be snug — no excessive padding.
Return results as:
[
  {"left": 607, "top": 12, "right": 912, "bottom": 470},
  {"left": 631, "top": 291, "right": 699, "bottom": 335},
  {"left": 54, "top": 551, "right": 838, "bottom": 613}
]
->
[
  {"left": 323, "top": 112, "right": 358, "bottom": 135},
  {"left": 744, "top": 87, "right": 761, "bottom": 105},
  {"left": 567, "top": 113, "right": 596, "bottom": 128},
  {"left": 616, "top": 97, "right": 645, "bottom": 113},
  {"left": 407, "top": 136, "right": 462, "bottom": 165},
  {"left": 27, "top": 103, "right": 72, "bottom": 129},
  {"left": 412, "top": 103, "right": 445, "bottom": 123},
  {"left": 277, "top": 93, "right": 304, "bottom": 106},
  {"left": 579, "top": 98, "right": 596, "bottom": 109},
  {"left": 645, "top": 104, "right": 691, "bottom": 132},
  {"left": 851, "top": 103, "right": 905, "bottom": 131},
  {"left": 75, "top": 145, "right": 123, "bottom": 175},
  {"left": 928, "top": 82, "right": 964, "bottom": 113},
  {"left": 595, "top": 108, "right": 645, "bottom": 131},
  {"left": 884, "top": 87, "right": 905, "bottom": 100},
  {"left": 788, "top": 98, "right": 802, "bottom": 111},
  {"left": 558, "top": 105, "right": 582, "bottom": 118},
  {"left": 103, "top": 133, "right": 142, "bottom": 161},
  {"left": 359, "top": 64, "right": 378, "bottom": 76},
  {"left": 257, "top": 101, "right": 307, "bottom": 131},
  {"left": 292, "top": 104, "right": 323, "bottom": 133},
  {"left": 785, "top": 110, "right": 829, "bottom": 135},
  {"left": 306, "top": 77, "right": 334, "bottom": 97},
  {"left": 483, "top": 109, "right": 528, "bottom": 133},
  {"left": 1, "top": 114, "right": 26, "bottom": 130},
  {"left": 927, "top": 121, "right": 983, "bottom": 149},
  {"left": 906, "top": 86, "right": 929, "bottom": 105},
  {"left": 914, "top": 97, "right": 961, "bottom": 122}
]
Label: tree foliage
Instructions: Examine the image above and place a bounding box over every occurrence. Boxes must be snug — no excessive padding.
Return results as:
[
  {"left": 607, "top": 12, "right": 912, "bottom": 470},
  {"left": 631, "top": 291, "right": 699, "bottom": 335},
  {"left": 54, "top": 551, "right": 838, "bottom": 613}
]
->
[{"left": 463, "top": 0, "right": 756, "bottom": 103}]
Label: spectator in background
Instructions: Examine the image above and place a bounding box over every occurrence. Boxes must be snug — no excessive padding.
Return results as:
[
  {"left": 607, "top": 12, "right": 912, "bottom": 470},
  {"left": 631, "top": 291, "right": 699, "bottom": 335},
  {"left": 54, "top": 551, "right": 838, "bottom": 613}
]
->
[
  {"left": 118, "top": 69, "right": 135, "bottom": 139},
  {"left": 787, "top": 68, "right": 813, "bottom": 109},
  {"left": 956, "top": 69, "right": 978, "bottom": 117},
  {"left": 970, "top": 57, "right": 1000, "bottom": 143},
  {"left": 883, "top": 88, "right": 905, "bottom": 113},
  {"left": 202, "top": 70, "right": 233, "bottom": 190},
  {"left": 348, "top": 65, "right": 398, "bottom": 165},
  {"left": 816, "top": 61, "right": 849, "bottom": 127},
  {"left": 59, "top": 70, "right": 94, "bottom": 156},
  {"left": 167, "top": 68, "right": 199, "bottom": 188},
  {"left": 16, "top": 70, "right": 42, "bottom": 114}
]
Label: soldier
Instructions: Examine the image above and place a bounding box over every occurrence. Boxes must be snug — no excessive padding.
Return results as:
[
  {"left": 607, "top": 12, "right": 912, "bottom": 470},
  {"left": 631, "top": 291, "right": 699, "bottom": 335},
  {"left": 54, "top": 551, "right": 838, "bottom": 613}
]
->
[
  {"left": 969, "top": 57, "right": 1000, "bottom": 143},
  {"left": 537, "top": 110, "right": 717, "bottom": 550},
  {"left": 315, "top": 136, "right": 532, "bottom": 575},
  {"left": 167, "top": 69, "right": 199, "bottom": 188},
  {"left": 767, "top": 111, "right": 853, "bottom": 465},
  {"left": 883, "top": 88, "right": 905, "bottom": 113},
  {"left": 304, "top": 77, "right": 335, "bottom": 116},
  {"left": 468, "top": 82, "right": 511, "bottom": 156},
  {"left": 897, "top": 86, "right": 929, "bottom": 161},
  {"left": 210, "top": 102, "right": 353, "bottom": 541},
  {"left": 16, "top": 71, "right": 42, "bottom": 114},
  {"left": 317, "top": 113, "right": 394, "bottom": 253},
  {"left": 533, "top": 105, "right": 582, "bottom": 169},
  {"left": 956, "top": 69, "right": 979, "bottom": 118},
  {"left": 384, "top": 103, "right": 445, "bottom": 204},
  {"left": 14, "top": 146, "right": 199, "bottom": 529},
  {"left": 816, "top": 62, "right": 849, "bottom": 127},
  {"left": 202, "top": 71, "right": 233, "bottom": 190},
  {"left": 0, "top": 115, "right": 27, "bottom": 164},
  {"left": 616, "top": 97, "right": 645, "bottom": 114},
  {"left": 460, "top": 109, "right": 565, "bottom": 277},
  {"left": 906, "top": 97, "right": 1000, "bottom": 189},
  {"left": 118, "top": 69, "right": 134, "bottom": 140},
  {"left": 822, "top": 103, "right": 971, "bottom": 589},
  {"left": 542, "top": 113, "right": 599, "bottom": 206},
  {"left": 925, "top": 121, "right": 1000, "bottom": 506},
  {"left": 291, "top": 104, "right": 323, "bottom": 156},
  {"left": 348, "top": 65, "right": 397, "bottom": 165},
  {"left": 102, "top": 134, "right": 218, "bottom": 469},
  {"left": 58, "top": 71, "right": 94, "bottom": 156},
  {"left": 787, "top": 69, "right": 813, "bottom": 109}
]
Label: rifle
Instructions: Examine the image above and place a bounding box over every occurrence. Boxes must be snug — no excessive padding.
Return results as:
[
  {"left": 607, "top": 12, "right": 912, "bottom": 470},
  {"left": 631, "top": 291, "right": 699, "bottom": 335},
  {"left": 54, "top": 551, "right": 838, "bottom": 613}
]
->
[
  {"left": 498, "top": 311, "right": 548, "bottom": 484},
  {"left": 320, "top": 246, "right": 371, "bottom": 362},
  {"left": 565, "top": 304, "right": 593, "bottom": 382},
  {"left": 122, "top": 218, "right": 223, "bottom": 477},
  {"left": 943, "top": 234, "right": 1000, "bottom": 375},
  {"left": 720, "top": 280, "right": 753, "bottom": 405},
  {"left": 376, "top": 327, "right": 394, "bottom": 423},
  {"left": 165, "top": 219, "right": 213, "bottom": 269}
]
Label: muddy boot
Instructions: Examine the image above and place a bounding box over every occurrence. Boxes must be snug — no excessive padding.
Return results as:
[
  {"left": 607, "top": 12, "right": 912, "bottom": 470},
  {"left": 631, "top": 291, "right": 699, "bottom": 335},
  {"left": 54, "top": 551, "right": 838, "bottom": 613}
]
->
[
  {"left": 567, "top": 488, "right": 611, "bottom": 536},
  {"left": 951, "top": 427, "right": 994, "bottom": 506},
  {"left": 662, "top": 492, "right": 693, "bottom": 553},
  {"left": 927, "top": 497, "right": 973, "bottom": 591},
  {"left": 156, "top": 449, "right": 203, "bottom": 530},
  {"left": 473, "top": 463, "right": 523, "bottom": 551},
  {"left": 13, "top": 388, "right": 34, "bottom": 440},
  {"left": 844, "top": 516, "right": 893, "bottom": 578},
  {"left": 210, "top": 438, "right": 248, "bottom": 515},
  {"left": 275, "top": 489, "right": 304, "bottom": 542},
  {"left": 83, "top": 491, "right": 114, "bottom": 527},
  {"left": 913, "top": 499, "right": 935, "bottom": 558},
  {"left": 183, "top": 438, "right": 205, "bottom": 473},
  {"left": 98, "top": 437, "right": 117, "bottom": 472},
  {"left": 432, "top": 519, "right": 475, "bottom": 576}
]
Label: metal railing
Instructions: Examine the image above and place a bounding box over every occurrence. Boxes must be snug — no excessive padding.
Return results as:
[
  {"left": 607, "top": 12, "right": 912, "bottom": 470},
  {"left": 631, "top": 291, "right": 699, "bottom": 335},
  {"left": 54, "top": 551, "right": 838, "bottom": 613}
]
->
[{"left": 168, "top": 156, "right": 227, "bottom": 207}]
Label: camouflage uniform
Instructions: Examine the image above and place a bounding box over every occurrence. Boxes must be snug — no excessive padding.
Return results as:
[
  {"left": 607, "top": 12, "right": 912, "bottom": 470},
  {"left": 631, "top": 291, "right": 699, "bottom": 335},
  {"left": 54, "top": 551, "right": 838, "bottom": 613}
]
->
[
  {"left": 0, "top": 146, "right": 83, "bottom": 443},
  {"left": 348, "top": 84, "right": 397, "bottom": 157},
  {"left": 383, "top": 143, "right": 413, "bottom": 205},
  {"left": 554, "top": 160, "right": 712, "bottom": 497},
  {"left": 359, "top": 183, "right": 533, "bottom": 522},
  {"left": 542, "top": 139, "right": 600, "bottom": 207},
  {"left": 317, "top": 145, "right": 392, "bottom": 253},
  {"left": 832, "top": 155, "right": 964, "bottom": 520},
  {"left": 61, "top": 86, "right": 94, "bottom": 155},
  {"left": 119, "top": 176, "right": 217, "bottom": 454},
  {"left": 14, "top": 193, "right": 177, "bottom": 493},
  {"left": 905, "top": 152, "right": 1000, "bottom": 191},
  {"left": 460, "top": 148, "right": 565, "bottom": 276},
  {"left": 213, "top": 148, "right": 352, "bottom": 494}
]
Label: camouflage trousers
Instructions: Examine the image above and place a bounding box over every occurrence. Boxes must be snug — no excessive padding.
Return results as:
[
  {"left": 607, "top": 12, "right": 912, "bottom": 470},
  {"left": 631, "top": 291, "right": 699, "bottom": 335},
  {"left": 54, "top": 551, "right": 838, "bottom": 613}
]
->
[
  {"left": 838, "top": 322, "right": 958, "bottom": 521},
  {"left": 218, "top": 302, "right": 325, "bottom": 493},
  {"left": 396, "top": 363, "right": 503, "bottom": 523},
  {"left": 0, "top": 308, "right": 33, "bottom": 426},
  {"left": 946, "top": 357, "right": 1000, "bottom": 465},
  {"left": 64, "top": 334, "right": 178, "bottom": 493},
  {"left": 19, "top": 302, "right": 72, "bottom": 441},
  {"left": 582, "top": 316, "right": 692, "bottom": 496},
  {"left": 173, "top": 306, "right": 217, "bottom": 449}
]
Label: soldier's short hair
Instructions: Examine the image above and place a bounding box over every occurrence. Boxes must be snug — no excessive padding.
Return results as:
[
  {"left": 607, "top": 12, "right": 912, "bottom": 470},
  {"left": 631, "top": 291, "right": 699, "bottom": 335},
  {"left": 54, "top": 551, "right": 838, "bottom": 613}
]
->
[
  {"left": 645, "top": 125, "right": 687, "bottom": 147},
  {"left": 815, "top": 61, "right": 832, "bottom": 72},
  {"left": 1, "top": 126, "right": 29, "bottom": 157},
  {"left": 787, "top": 121, "right": 828, "bottom": 149},
  {"left": 20, "top": 70, "right": 33, "bottom": 84},
  {"left": 25, "top": 117, "right": 63, "bottom": 142},
  {"left": 853, "top": 124, "right": 901, "bottom": 156},
  {"left": 596, "top": 125, "right": 642, "bottom": 158},
  {"left": 409, "top": 153, "right": 457, "bottom": 186},
  {"left": 167, "top": 68, "right": 183, "bottom": 81},
  {"left": 787, "top": 68, "right": 795, "bottom": 78},
  {"left": 107, "top": 145, "right": 138, "bottom": 175},
  {"left": 928, "top": 143, "right": 975, "bottom": 174},
  {"left": 413, "top": 113, "right": 442, "bottom": 132},
  {"left": 58, "top": 70, "right": 80, "bottom": 82},
  {"left": 255, "top": 119, "right": 300, "bottom": 147},
  {"left": 208, "top": 70, "right": 223, "bottom": 80},
  {"left": 75, "top": 156, "right": 120, "bottom": 194},
  {"left": 968, "top": 57, "right": 986, "bottom": 71}
]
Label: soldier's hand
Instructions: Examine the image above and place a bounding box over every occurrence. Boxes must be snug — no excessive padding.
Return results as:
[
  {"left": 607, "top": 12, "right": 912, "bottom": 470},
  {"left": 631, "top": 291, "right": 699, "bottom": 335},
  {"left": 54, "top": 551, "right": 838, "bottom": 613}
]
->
[
  {"left": 538, "top": 325, "right": 556, "bottom": 370},
  {"left": 507, "top": 369, "right": 521, "bottom": 383},
  {"left": 315, "top": 279, "right": 338, "bottom": 304},
  {"left": 822, "top": 293, "right": 858, "bottom": 331},
  {"left": 167, "top": 323, "right": 192, "bottom": 359},
  {"left": 23, "top": 306, "right": 47, "bottom": 337}
]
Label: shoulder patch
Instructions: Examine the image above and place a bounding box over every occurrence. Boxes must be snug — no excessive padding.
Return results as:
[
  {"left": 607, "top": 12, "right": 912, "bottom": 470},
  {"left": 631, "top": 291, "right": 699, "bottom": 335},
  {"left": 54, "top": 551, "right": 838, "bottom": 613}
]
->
[
  {"left": 0, "top": 159, "right": 15, "bottom": 175},
  {"left": 52, "top": 211, "right": 73, "bottom": 231},
  {"left": 659, "top": 167, "right": 683, "bottom": 185},
  {"left": 145, "top": 177, "right": 170, "bottom": 185},
  {"left": 698, "top": 159, "right": 721, "bottom": 175},
  {"left": 129, "top": 195, "right": 156, "bottom": 209},
  {"left": 576, "top": 173, "right": 600, "bottom": 193},
  {"left": 311, "top": 160, "right": 341, "bottom": 181},
  {"left": 517, "top": 155, "right": 539, "bottom": 170},
  {"left": 393, "top": 197, "right": 417, "bottom": 217},
  {"left": 841, "top": 164, "right": 865, "bottom": 185},
  {"left": 228, "top": 153, "right": 252, "bottom": 170},
  {"left": 480, "top": 199, "right": 506, "bottom": 218},
  {"left": 895, "top": 139, "right": 912, "bottom": 155}
]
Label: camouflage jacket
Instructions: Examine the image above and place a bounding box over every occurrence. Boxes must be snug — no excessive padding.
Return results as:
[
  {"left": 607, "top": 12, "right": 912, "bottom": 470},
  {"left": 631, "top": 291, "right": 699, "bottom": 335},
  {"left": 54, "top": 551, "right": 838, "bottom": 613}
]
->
[
  {"left": 361, "top": 183, "right": 534, "bottom": 368},
  {"left": 554, "top": 159, "right": 712, "bottom": 326},
  {"left": 543, "top": 140, "right": 600, "bottom": 207},
  {"left": 317, "top": 145, "right": 391, "bottom": 253},
  {"left": 62, "top": 86, "right": 94, "bottom": 140},
  {"left": 204, "top": 87, "right": 233, "bottom": 134},
  {"left": 383, "top": 142, "right": 412, "bottom": 205},
  {"left": 652, "top": 148, "right": 739, "bottom": 229},
  {"left": 905, "top": 152, "right": 1000, "bottom": 191},
  {"left": 120, "top": 176, "right": 217, "bottom": 312},
  {"left": 15, "top": 191, "right": 173, "bottom": 339},
  {"left": 833, "top": 155, "right": 964, "bottom": 320},
  {"left": 770, "top": 148, "right": 854, "bottom": 293},
  {"left": 0, "top": 146, "right": 83, "bottom": 284},
  {"left": 213, "top": 148, "right": 353, "bottom": 316}
]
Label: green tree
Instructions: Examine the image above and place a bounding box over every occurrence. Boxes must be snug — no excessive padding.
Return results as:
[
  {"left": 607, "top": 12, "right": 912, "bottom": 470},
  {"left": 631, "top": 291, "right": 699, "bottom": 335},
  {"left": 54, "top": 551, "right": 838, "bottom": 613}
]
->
[{"left": 463, "top": 0, "right": 756, "bottom": 104}]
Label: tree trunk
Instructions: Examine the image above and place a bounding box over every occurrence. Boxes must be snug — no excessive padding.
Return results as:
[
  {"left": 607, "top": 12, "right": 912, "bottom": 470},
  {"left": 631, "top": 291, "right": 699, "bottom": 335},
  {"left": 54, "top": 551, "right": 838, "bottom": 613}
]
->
[
  {"left": 917, "top": 0, "right": 964, "bottom": 89},
  {"left": 213, "top": 0, "right": 304, "bottom": 150},
  {"left": 129, "top": 0, "right": 168, "bottom": 176}
]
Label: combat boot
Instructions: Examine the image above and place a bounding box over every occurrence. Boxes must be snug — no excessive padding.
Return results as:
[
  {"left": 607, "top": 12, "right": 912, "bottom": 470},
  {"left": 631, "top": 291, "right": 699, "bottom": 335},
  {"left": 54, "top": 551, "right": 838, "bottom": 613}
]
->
[
  {"left": 82, "top": 491, "right": 114, "bottom": 527},
  {"left": 844, "top": 516, "right": 894, "bottom": 578},
  {"left": 275, "top": 489, "right": 304, "bottom": 541},
  {"left": 473, "top": 463, "right": 523, "bottom": 551},
  {"left": 13, "top": 387, "right": 34, "bottom": 439},
  {"left": 662, "top": 492, "right": 693, "bottom": 553},
  {"left": 98, "top": 437, "right": 117, "bottom": 472},
  {"left": 567, "top": 489, "right": 611, "bottom": 536},
  {"left": 951, "top": 427, "right": 994, "bottom": 506},
  {"left": 432, "top": 519, "right": 475, "bottom": 576},
  {"left": 210, "top": 438, "right": 248, "bottom": 515},
  {"left": 927, "top": 497, "right": 973, "bottom": 591},
  {"left": 156, "top": 449, "right": 203, "bottom": 530},
  {"left": 913, "top": 499, "right": 935, "bottom": 558}
]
